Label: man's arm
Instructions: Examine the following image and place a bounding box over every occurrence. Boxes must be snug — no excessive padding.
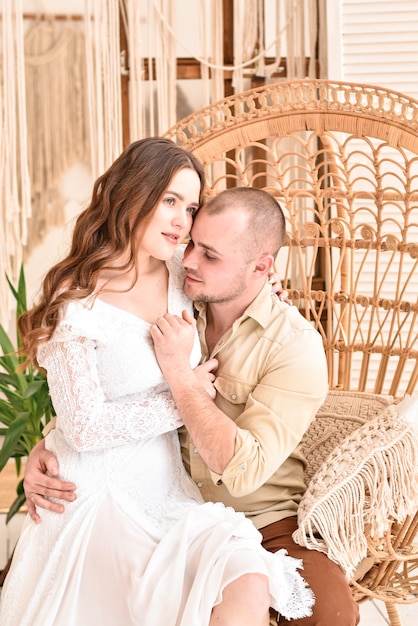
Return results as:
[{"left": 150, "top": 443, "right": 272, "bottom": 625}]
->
[
  {"left": 150, "top": 311, "right": 238, "bottom": 474},
  {"left": 24, "top": 439, "right": 76, "bottom": 523},
  {"left": 152, "top": 310, "right": 328, "bottom": 497},
  {"left": 24, "top": 346, "right": 218, "bottom": 522}
]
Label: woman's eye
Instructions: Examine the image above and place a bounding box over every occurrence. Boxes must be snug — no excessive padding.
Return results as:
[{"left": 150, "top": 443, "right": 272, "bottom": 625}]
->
[
  {"left": 186, "top": 206, "right": 199, "bottom": 216},
  {"left": 165, "top": 197, "right": 176, "bottom": 206}
]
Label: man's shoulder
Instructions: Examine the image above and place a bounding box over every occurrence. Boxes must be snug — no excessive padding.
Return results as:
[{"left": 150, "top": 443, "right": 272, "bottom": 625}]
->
[
  {"left": 258, "top": 298, "right": 327, "bottom": 381},
  {"left": 262, "top": 294, "right": 319, "bottom": 339},
  {"left": 248, "top": 284, "right": 315, "bottom": 337}
]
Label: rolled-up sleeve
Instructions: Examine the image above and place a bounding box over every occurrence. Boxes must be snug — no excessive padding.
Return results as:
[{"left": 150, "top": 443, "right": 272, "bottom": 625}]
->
[{"left": 209, "top": 314, "right": 328, "bottom": 498}]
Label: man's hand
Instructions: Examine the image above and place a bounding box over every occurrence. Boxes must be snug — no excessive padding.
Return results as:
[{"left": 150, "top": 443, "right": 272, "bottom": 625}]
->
[
  {"left": 193, "top": 358, "right": 218, "bottom": 399},
  {"left": 24, "top": 439, "right": 77, "bottom": 524}
]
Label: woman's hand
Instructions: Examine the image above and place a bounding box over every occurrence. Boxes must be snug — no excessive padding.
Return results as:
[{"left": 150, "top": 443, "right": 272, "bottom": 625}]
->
[
  {"left": 193, "top": 358, "right": 218, "bottom": 399},
  {"left": 150, "top": 310, "right": 196, "bottom": 373}
]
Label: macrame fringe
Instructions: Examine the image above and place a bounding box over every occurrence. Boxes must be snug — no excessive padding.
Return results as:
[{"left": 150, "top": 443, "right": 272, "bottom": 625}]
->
[
  {"left": 84, "top": 0, "right": 122, "bottom": 178},
  {"left": 23, "top": 19, "right": 90, "bottom": 256},
  {"left": 293, "top": 406, "right": 418, "bottom": 580}
]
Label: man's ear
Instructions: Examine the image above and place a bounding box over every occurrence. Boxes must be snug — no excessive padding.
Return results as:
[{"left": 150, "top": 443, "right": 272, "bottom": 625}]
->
[{"left": 253, "top": 254, "right": 274, "bottom": 277}]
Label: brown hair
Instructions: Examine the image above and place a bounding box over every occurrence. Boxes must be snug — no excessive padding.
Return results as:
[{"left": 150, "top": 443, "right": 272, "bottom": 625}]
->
[{"left": 19, "top": 137, "right": 205, "bottom": 364}]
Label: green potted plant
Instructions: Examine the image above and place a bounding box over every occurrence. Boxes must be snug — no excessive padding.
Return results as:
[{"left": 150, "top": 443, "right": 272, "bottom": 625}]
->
[{"left": 0, "top": 266, "right": 55, "bottom": 523}]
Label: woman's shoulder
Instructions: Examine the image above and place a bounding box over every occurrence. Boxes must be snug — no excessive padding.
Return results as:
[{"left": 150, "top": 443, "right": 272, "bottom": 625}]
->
[{"left": 51, "top": 297, "right": 106, "bottom": 343}]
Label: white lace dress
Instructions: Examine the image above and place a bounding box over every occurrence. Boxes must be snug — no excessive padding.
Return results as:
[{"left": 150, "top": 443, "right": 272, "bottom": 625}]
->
[{"left": 0, "top": 250, "right": 314, "bottom": 626}]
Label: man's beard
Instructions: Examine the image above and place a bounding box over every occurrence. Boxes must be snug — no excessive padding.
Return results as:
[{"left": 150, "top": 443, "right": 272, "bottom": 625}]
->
[{"left": 183, "top": 278, "right": 246, "bottom": 304}]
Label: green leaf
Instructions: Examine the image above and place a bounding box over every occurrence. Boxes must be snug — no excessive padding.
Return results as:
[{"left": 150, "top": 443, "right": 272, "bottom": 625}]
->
[
  {"left": 23, "top": 380, "right": 47, "bottom": 399},
  {"left": 0, "top": 265, "right": 52, "bottom": 522},
  {"left": 6, "top": 267, "right": 27, "bottom": 313},
  {"left": 0, "top": 384, "right": 26, "bottom": 410},
  {"left": 0, "top": 348, "right": 27, "bottom": 393},
  {"left": 0, "top": 371, "right": 23, "bottom": 388},
  {"left": 0, "top": 413, "right": 31, "bottom": 472},
  {"left": 0, "top": 399, "right": 17, "bottom": 422},
  {"left": 6, "top": 267, "right": 28, "bottom": 349},
  {"left": 10, "top": 444, "right": 28, "bottom": 457},
  {"left": 0, "top": 324, "right": 15, "bottom": 355},
  {"left": 6, "top": 490, "right": 27, "bottom": 524}
]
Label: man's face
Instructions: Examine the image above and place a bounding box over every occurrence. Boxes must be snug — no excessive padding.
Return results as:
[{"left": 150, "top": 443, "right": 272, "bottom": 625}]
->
[{"left": 182, "top": 207, "right": 253, "bottom": 303}]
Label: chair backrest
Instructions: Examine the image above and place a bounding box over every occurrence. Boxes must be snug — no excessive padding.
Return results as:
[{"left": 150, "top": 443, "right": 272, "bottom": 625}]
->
[{"left": 165, "top": 79, "right": 418, "bottom": 398}]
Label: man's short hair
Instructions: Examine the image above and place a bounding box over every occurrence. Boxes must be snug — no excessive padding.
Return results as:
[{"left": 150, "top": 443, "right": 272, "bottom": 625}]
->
[{"left": 204, "top": 187, "right": 286, "bottom": 258}]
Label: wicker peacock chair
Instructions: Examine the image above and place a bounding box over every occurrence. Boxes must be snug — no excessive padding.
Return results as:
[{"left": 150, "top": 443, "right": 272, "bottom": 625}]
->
[{"left": 164, "top": 79, "right": 418, "bottom": 626}]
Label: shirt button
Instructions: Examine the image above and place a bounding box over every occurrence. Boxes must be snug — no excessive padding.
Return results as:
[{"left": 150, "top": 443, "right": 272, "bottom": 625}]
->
[
  {"left": 193, "top": 447, "right": 198, "bottom": 453},
  {"left": 240, "top": 464, "right": 246, "bottom": 471},
  {"left": 231, "top": 394, "right": 237, "bottom": 400},
  {"left": 197, "top": 481, "right": 203, "bottom": 487}
]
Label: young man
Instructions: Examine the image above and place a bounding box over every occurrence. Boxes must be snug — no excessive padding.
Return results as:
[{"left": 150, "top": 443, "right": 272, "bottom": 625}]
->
[{"left": 24, "top": 187, "right": 359, "bottom": 625}]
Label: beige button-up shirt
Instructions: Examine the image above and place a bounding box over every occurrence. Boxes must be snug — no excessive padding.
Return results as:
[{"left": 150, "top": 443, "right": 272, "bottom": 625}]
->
[{"left": 179, "top": 281, "right": 329, "bottom": 529}]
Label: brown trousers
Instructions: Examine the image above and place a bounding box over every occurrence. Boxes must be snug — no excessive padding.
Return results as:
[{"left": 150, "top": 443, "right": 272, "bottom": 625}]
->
[{"left": 261, "top": 517, "right": 360, "bottom": 626}]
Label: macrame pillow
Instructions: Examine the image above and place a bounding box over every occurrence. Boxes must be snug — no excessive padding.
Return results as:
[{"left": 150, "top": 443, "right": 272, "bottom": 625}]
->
[{"left": 293, "top": 391, "right": 418, "bottom": 580}]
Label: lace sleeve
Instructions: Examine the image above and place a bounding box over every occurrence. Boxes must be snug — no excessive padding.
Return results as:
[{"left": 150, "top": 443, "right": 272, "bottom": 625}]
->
[{"left": 40, "top": 337, "right": 183, "bottom": 452}]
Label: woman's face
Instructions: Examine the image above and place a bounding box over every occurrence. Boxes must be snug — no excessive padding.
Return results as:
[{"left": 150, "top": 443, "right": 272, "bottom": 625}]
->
[{"left": 140, "top": 168, "right": 201, "bottom": 261}]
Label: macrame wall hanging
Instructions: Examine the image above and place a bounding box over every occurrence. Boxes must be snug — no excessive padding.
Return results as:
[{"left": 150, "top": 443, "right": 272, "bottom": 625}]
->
[
  {"left": 233, "top": 0, "right": 327, "bottom": 90},
  {"left": 25, "top": 0, "right": 123, "bottom": 207},
  {"left": 24, "top": 16, "right": 90, "bottom": 253},
  {"left": 0, "top": 0, "right": 30, "bottom": 326},
  {"left": 123, "top": 0, "right": 326, "bottom": 142},
  {"left": 123, "top": 0, "right": 177, "bottom": 140},
  {"left": 84, "top": 0, "right": 122, "bottom": 179}
]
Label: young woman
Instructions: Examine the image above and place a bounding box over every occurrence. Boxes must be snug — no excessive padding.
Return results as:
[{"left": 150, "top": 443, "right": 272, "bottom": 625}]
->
[{"left": 0, "top": 138, "right": 313, "bottom": 626}]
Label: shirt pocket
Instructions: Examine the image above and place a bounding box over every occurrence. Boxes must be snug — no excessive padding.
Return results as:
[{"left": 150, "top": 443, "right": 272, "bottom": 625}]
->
[{"left": 214, "top": 374, "right": 256, "bottom": 406}]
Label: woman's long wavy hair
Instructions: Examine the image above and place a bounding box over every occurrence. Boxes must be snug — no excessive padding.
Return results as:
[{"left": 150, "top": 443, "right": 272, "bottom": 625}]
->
[{"left": 19, "top": 137, "right": 205, "bottom": 365}]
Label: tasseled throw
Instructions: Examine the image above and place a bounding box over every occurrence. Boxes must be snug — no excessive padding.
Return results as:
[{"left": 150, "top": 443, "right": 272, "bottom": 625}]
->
[{"left": 293, "top": 404, "right": 418, "bottom": 580}]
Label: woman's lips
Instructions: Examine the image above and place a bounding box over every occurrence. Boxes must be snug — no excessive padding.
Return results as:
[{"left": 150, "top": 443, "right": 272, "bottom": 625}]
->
[{"left": 162, "top": 232, "right": 180, "bottom": 244}]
